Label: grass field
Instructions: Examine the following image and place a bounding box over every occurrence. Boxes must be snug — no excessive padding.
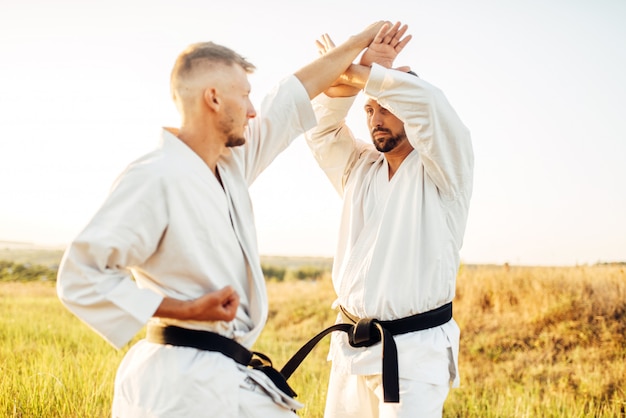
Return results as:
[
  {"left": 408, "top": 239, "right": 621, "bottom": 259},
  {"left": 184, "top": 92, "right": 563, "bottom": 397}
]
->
[{"left": 1, "top": 264, "right": 625, "bottom": 417}]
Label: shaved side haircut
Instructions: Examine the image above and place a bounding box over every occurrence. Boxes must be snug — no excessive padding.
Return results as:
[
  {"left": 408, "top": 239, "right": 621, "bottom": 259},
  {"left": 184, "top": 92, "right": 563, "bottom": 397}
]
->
[{"left": 170, "top": 42, "right": 256, "bottom": 104}]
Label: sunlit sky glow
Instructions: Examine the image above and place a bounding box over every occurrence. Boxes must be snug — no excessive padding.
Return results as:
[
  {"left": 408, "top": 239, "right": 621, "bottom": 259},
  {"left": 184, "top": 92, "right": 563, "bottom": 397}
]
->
[{"left": 1, "top": 0, "right": 625, "bottom": 266}]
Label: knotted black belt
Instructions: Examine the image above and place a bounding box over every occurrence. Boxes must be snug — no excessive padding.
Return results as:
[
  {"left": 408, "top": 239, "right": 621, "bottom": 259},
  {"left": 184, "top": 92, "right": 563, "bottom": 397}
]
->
[
  {"left": 279, "top": 302, "right": 453, "bottom": 403},
  {"left": 146, "top": 323, "right": 297, "bottom": 398}
]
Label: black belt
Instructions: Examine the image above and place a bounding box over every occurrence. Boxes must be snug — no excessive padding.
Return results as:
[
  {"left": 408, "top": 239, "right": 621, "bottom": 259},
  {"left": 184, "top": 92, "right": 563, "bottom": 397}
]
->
[
  {"left": 146, "top": 323, "right": 297, "bottom": 398},
  {"left": 279, "top": 302, "right": 453, "bottom": 403}
]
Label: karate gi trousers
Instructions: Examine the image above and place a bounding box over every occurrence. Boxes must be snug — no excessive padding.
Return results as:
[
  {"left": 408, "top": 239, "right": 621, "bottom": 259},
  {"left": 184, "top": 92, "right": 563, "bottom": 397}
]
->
[{"left": 111, "top": 340, "right": 300, "bottom": 418}]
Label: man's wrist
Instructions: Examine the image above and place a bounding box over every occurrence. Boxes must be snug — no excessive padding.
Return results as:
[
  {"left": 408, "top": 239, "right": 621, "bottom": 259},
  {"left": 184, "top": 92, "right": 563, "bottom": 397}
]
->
[
  {"left": 360, "top": 58, "right": 393, "bottom": 68},
  {"left": 342, "top": 64, "right": 369, "bottom": 89}
]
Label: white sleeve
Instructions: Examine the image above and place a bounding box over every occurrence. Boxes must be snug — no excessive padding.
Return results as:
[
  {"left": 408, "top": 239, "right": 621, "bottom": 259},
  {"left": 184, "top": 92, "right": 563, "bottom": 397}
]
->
[
  {"left": 364, "top": 64, "right": 474, "bottom": 201},
  {"left": 239, "top": 75, "right": 318, "bottom": 185},
  {"left": 56, "top": 163, "right": 165, "bottom": 349},
  {"left": 304, "top": 93, "right": 370, "bottom": 196}
]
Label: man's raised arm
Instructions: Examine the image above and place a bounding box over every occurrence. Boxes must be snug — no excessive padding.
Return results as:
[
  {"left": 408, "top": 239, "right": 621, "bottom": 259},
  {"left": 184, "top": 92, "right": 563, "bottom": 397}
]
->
[
  {"left": 294, "top": 21, "right": 389, "bottom": 99},
  {"left": 313, "top": 22, "right": 412, "bottom": 98}
]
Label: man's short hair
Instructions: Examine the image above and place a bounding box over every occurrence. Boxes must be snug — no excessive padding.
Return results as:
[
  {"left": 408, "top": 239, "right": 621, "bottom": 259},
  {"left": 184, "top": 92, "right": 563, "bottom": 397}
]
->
[{"left": 171, "top": 41, "right": 256, "bottom": 84}]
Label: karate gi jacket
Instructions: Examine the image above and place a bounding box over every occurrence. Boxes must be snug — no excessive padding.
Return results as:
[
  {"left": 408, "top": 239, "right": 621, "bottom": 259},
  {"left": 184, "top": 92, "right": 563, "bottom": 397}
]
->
[
  {"left": 56, "top": 75, "right": 317, "bottom": 415},
  {"left": 56, "top": 75, "right": 316, "bottom": 411},
  {"left": 306, "top": 64, "right": 473, "bottom": 387}
]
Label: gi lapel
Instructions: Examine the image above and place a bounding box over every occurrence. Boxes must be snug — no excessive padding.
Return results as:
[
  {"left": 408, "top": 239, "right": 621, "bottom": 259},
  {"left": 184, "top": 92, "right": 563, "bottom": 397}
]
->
[{"left": 217, "top": 165, "right": 267, "bottom": 346}]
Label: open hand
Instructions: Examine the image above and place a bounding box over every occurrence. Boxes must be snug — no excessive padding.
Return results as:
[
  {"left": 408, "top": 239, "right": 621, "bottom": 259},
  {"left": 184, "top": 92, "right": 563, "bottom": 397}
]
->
[{"left": 360, "top": 21, "right": 412, "bottom": 68}]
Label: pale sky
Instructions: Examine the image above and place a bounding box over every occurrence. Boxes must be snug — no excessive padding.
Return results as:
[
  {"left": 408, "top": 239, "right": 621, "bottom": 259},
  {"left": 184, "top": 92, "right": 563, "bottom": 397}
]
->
[{"left": 1, "top": 0, "right": 625, "bottom": 266}]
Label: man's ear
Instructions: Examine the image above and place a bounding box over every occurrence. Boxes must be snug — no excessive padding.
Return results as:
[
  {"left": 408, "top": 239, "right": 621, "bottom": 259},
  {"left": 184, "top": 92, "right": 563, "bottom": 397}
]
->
[{"left": 204, "top": 88, "right": 220, "bottom": 111}]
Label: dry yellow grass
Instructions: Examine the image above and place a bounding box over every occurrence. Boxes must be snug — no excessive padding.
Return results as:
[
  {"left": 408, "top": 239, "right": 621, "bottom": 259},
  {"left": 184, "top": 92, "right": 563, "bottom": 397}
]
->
[
  {"left": 447, "top": 264, "right": 626, "bottom": 417},
  {"left": 260, "top": 265, "right": 626, "bottom": 417}
]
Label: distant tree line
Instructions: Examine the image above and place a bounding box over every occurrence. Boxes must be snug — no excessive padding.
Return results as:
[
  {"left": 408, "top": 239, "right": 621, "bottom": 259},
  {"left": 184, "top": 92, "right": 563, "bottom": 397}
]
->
[
  {"left": 262, "top": 263, "right": 329, "bottom": 282},
  {"left": 0, "top": 260, "right": 57, "bottom": 282},
  {"left": 0, "top": 259, "right": 329, "bottom": 283}
]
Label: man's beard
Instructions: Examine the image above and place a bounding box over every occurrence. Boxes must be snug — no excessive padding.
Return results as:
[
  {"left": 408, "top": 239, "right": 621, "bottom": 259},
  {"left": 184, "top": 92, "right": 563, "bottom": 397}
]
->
[
  {"left": 371, "top": 128, "right": 405, "bottom": 153},
  {"left": 220, "top": 114, "right": 246, "bottom": 147},
  {"left": 225, "top": 134, "right": 245, "bottom": 147}
]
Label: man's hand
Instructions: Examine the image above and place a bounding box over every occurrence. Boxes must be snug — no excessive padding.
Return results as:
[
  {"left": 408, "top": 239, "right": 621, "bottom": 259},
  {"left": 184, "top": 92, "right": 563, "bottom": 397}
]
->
[
  {"left": 316, "top": 33, "right": 361, "bottom": 97},
  {"left": 313, "top": 22, "right": 412, "bottom": 98},
  {"left": 294, "top": 20, "right": 390, "bottom": 99},
  {"left": 360, "top": 21, "right": 412, "bottom": 68},
  {"left": 187, "top": 285, "right": 239, "bottom": 321},
  {"left": 353, "top": 20, "right": 391, "bottom": 49},
  {"left": 154, "top": 286, "right": 240, "bottom": 322}
]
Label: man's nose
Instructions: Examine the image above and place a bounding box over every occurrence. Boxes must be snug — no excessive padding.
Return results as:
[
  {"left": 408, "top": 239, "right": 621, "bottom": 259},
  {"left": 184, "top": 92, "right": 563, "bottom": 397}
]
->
[{"left": 247, "top": 103, "right": 257, "bottom": 119}]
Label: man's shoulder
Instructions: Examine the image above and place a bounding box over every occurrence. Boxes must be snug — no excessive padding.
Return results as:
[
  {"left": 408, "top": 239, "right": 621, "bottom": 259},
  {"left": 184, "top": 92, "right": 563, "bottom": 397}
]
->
[
  {"left": 126, "top": 148, "right": 168, "bottom": 174},
  {"left": 116, "top": 143, "right": 196, "bottom": 188}
]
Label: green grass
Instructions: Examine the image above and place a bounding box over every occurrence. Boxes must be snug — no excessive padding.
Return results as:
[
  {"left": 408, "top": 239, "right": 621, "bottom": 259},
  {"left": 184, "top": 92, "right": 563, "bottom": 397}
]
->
[
  {"left": 1, "top": 265, "right": 625, "bottom": 417},
  {"left": 0, "top": 282, "right": 125, "bottom": 417}
]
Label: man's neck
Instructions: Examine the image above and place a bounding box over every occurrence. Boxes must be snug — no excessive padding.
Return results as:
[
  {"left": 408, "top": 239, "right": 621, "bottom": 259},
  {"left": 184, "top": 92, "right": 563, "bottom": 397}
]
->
[
  {"left": 175, "top": 125, "right": 225, "bottom": 176},
  {"left": 385, "top": 145, "right": 414, "bottom": 180}
]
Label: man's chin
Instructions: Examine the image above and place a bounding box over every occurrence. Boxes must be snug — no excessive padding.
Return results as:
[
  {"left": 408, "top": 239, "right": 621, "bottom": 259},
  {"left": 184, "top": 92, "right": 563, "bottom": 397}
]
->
[
  {"left": 374, "top": 141, "right": 398, "bottom": 153},
  {"left": 372, "top": 139, "right": 389, "bottom": 152},
  {"left": 226, "top": 137, "right": 246, "bottom": 147}
]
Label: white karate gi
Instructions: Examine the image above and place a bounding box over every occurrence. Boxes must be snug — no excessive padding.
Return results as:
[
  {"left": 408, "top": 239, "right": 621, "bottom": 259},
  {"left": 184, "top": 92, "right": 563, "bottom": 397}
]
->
[
  {"left": 56, "top": 75, "right": 316, "bottom": 417},
  {"left": 306, "top": 64, "right": 473, "bottom": 417}
]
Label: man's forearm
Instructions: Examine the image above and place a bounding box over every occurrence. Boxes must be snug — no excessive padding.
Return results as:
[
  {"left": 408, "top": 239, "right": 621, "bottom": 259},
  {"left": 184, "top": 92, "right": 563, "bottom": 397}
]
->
[
  {"left": 337, "top": 64, "right": 371, "bottom": 90},
  {"left": 294, "top": 21, "right": 385, "bottom": 99}
]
